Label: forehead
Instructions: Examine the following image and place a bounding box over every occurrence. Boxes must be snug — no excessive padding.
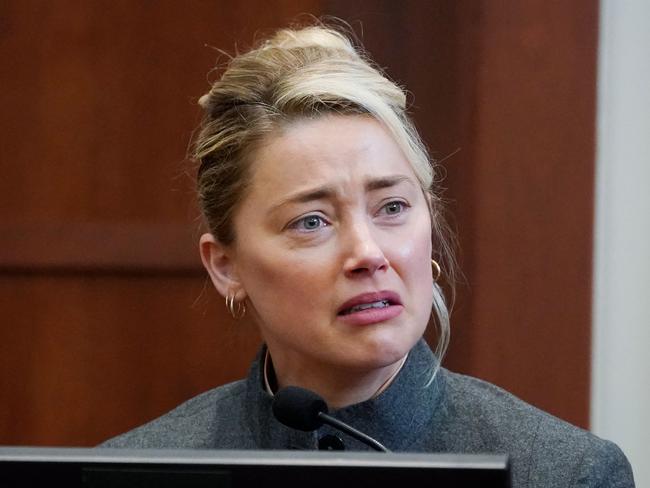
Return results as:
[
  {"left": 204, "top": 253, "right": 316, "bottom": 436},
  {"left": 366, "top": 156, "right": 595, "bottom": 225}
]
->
[{"left": 248, "top": 115, "right": 418, "bottom": 194}]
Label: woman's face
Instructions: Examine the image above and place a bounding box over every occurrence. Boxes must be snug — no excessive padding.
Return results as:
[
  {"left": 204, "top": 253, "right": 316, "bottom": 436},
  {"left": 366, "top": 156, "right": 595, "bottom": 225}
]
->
[{"left": 225, "top": 115, "right": 434, "bottom": 376}]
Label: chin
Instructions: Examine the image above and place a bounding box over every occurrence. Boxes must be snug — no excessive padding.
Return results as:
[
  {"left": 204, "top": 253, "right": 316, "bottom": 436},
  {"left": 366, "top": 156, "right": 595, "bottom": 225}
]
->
[{"left": 348, "top": 333, "right": 420, "bottom": 370}]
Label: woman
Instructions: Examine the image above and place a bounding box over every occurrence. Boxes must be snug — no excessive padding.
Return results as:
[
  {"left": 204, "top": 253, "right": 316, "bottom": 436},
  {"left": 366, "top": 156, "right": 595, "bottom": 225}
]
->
[{"left": 102, "top": 25, "right": 634, "bottom": 487}]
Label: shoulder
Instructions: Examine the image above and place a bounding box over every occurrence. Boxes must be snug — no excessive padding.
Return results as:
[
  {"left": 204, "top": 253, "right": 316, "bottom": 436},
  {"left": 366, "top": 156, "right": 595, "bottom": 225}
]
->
[
  {"left": 100, "top": 379, "right": 250, "bottom": 449},
  {"left": 439, "top": 369, "right": 634, "bottom": 487}
]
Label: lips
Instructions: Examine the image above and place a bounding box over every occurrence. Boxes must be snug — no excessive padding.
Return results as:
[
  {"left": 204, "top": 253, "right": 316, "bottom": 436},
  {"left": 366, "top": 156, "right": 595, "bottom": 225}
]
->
[{"left": 337, "top": 291, "right": 402, "bottom": 316}]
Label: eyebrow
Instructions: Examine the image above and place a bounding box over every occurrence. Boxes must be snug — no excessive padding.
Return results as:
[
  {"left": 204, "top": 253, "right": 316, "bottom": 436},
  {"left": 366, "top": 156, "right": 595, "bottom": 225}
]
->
[
  {"left": 271, "top": 175, "right": 415, "bottom": 211},
  {"left": 365, "top": 175, "right": 413, "bottom": 192}
]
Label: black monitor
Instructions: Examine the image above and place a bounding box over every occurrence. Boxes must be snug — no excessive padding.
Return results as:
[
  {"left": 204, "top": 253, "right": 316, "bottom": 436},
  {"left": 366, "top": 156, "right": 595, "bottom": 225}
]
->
[{"left": 0, "top": 447, "right": 511, "bottom": 487}]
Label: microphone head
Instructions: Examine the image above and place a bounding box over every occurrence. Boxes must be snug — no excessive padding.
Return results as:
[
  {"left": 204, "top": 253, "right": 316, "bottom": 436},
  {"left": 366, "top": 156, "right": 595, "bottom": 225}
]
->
[{"left": 272, "top": 386, "right": 329, "bottom": 432}]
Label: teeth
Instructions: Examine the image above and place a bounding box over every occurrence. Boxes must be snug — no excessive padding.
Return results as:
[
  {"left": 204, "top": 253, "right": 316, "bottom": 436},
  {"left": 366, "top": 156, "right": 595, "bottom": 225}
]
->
[{"left": 347, "top": 300, "right": 390, "bottom": 314}]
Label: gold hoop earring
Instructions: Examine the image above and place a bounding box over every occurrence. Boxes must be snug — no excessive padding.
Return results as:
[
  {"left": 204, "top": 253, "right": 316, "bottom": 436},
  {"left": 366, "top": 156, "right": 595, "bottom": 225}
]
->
[
  {"left": 225, "top": 294, "right": 246, "bottom": 319},
  {"left": 431, "top": 259, "right": 441, "bottom": 283}
]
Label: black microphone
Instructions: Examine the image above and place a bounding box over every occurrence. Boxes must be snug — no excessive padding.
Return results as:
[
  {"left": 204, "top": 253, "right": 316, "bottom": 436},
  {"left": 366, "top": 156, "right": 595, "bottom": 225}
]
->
[{"left": 272, "top": 386, "right": 390, "bottom": 452}]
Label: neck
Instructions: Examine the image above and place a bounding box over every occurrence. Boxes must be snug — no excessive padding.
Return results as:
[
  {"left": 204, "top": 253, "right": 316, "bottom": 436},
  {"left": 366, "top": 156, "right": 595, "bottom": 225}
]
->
[{"left": 265, "top": 349, "right": 408, "bottom": 409}]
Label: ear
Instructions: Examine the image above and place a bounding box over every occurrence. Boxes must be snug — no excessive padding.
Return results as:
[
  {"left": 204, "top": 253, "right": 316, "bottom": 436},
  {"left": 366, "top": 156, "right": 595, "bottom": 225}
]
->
[{"left": 199, "top": 233, "right": 246, "bottom": 301}]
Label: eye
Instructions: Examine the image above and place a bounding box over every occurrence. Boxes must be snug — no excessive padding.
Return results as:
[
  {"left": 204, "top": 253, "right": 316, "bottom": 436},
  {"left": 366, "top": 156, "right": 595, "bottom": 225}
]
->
[
  {"left": 380, "top": 200, "right": 408, "bottom": 216},
  {"left": 289, "top": 214, "right": 328, "bottom": 232}
]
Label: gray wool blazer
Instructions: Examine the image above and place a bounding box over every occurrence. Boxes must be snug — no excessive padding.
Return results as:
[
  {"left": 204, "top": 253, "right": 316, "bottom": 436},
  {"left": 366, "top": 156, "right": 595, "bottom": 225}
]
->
[{"left": 102, "top": 340, "right": 635, "bottom": 487}]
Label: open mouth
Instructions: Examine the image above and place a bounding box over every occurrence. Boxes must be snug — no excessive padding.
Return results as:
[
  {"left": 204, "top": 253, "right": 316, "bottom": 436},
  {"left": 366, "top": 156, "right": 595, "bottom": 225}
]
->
[
  {"left": 339, "top": 299, "right": 393, "bottom": 315},
  {"left": 337, "top": 291, "right": 402, "bottom": 316}
]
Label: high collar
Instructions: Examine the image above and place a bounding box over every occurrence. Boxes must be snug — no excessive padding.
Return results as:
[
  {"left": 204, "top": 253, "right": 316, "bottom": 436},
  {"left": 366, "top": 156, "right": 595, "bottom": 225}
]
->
[{"left": 243, "top": 338, "right": 446, "bottom": 451}]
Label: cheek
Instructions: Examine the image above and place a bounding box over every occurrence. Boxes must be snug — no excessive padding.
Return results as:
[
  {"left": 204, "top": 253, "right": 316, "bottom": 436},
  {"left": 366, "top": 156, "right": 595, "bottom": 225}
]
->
[
  {"left": 390, "top": 217, "right": 433, "bottom": 279},
  {"left": 237, "top": 245, "right": 334, "bottom": 321},
  {"left": 394, "top": 233, "right": 432, "bottom": 268},
  {"left": 386, "top": 217, "right": 434, "bottom": 315}
]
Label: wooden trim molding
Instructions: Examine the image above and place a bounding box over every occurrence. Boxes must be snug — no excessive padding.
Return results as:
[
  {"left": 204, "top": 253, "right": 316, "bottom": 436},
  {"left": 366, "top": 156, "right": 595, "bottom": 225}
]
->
[{"left": 0, "top": 222, "right": 203, "bottom": 273}]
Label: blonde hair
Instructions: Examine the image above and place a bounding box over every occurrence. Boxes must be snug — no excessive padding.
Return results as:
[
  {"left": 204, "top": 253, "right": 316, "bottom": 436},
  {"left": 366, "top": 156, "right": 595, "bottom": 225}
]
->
[{"left": 193, "top": 24, "right": 456, "bottom": 375}]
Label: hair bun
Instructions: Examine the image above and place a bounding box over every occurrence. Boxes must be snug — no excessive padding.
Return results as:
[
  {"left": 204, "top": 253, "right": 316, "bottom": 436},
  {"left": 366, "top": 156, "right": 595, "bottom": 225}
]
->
[{"left": 263, "top": 26, "right": 358, "bottom": 57}]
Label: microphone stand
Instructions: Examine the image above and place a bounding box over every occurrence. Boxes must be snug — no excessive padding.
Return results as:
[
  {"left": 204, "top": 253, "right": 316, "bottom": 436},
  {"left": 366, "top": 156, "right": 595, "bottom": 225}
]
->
[{"left": 318, "top": 412, "right": 390, "bottom": 452}]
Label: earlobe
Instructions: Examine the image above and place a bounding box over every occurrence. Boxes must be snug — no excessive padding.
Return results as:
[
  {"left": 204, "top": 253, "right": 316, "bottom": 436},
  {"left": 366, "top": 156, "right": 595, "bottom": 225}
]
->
[{"left": 199, "top": 233, "right": 245, "bottom": 300}]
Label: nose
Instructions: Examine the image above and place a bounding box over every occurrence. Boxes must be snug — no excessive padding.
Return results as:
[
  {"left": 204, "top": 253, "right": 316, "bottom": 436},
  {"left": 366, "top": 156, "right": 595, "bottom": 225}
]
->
[{"left": 342, "top": 221, "right": 389, "bottom": 278}]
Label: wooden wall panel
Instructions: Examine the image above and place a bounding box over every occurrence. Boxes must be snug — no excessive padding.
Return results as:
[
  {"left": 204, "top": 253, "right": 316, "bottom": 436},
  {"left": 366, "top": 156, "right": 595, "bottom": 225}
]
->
[
  {"left": 457, "top": 1, "right": 598, "bottom": 428},
  {"left": 0, "top": 275, "right": 260, "bottom": 446}
]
